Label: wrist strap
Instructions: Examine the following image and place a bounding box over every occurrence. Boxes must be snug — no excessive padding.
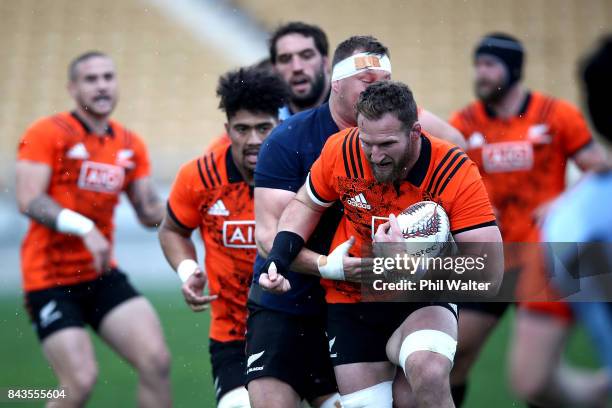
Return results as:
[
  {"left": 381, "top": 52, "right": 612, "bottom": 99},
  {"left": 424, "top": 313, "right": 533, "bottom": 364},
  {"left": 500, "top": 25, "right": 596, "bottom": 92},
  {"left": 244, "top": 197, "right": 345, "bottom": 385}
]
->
[
  {"left": 56, "top": 209, "right": 94, "bottom": 237},
  {"left": 177, "top": 259, "right": 199, "bottom": 283}
]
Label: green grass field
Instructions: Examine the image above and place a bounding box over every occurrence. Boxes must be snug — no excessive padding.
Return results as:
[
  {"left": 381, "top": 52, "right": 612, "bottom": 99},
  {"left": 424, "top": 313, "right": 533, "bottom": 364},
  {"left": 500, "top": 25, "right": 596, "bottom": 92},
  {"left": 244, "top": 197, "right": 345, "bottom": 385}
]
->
[{"left": 0, "top": 289, "right": 598, "bottom": 407}]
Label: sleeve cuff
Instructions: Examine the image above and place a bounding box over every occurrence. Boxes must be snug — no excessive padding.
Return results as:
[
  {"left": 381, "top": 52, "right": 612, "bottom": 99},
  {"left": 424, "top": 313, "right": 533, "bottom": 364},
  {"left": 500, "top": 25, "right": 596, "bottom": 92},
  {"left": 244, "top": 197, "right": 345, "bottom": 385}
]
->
[{"left": 306, "top": 173, "right": 334, "bottom": 208}]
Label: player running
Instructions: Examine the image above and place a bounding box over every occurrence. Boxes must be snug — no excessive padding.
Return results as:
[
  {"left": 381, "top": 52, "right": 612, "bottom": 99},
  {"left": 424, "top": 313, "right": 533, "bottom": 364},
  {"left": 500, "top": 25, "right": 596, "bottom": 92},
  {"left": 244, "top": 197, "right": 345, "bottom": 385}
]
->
[
  {"left": 260, "top": 80, "right": 503, "bottom": 407},
  {"left": 449, "top": 33, "right": 609, "bottom": 407},
  {"left": 16, "top": 51, "right": 170, "bottom": 407},
  {"left": 158, "top": 67, "right": 288, "bottom": 408},
  {"left": 250, "top": 34, "right": 470, "bottom": 408}
]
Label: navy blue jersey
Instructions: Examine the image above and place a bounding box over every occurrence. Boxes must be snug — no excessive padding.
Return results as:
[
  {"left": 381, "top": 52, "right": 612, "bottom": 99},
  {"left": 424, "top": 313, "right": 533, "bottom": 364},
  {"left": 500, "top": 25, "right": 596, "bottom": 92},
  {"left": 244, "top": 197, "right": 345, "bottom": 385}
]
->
[{"left": 251, "top": 103, "right": 342, "bottom": 315}]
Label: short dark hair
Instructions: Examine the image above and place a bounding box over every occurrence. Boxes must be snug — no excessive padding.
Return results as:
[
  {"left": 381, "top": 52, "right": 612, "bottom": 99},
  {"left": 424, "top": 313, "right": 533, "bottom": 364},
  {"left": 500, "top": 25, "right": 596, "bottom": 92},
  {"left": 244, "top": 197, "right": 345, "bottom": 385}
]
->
[
  {"left": 216, "top": 67, "right": 289, "bottom": 119},
  {"left": 332, "top": 36, "right": 389, "bottom": 68},
  {"left": 355, "top": 81, "right": 418, "bottom": 131},
  {"left": 581, "top": 35, "right": 612, "bottom": 142},
  {"left": 68, "top": 51, "right": 109, "bottom": 81},
  {"left": 269, "top": 22, "right": 328, "bottom": 63}
]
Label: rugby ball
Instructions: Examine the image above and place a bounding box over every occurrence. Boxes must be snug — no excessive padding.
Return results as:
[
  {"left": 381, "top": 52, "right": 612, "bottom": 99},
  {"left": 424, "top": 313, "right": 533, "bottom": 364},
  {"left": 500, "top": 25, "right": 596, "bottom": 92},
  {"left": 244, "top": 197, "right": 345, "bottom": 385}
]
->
[{"left": 396, "top": 201, "right": 451, "bottom": 257}]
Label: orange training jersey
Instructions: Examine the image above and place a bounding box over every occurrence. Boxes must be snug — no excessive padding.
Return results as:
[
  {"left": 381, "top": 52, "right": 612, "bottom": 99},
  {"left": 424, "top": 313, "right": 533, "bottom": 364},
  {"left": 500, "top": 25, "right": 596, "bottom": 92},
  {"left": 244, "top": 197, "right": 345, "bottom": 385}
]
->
[
  {"left": 167, "top": 142, "right": 254, "bottom": 342},
  {"left": 449, "top": 92, "right": 592, "bottom": 242},
  {"left": 18, "top": 112, "right": 151, "bottom": 292},
  {"left": 307, "top": 128, "right": 496, "bottom": 303}
]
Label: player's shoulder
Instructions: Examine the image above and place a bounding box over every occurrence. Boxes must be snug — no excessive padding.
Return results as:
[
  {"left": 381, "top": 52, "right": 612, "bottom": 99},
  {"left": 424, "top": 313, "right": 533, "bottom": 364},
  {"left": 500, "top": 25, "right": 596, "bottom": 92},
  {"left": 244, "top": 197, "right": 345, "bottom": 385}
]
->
[
  {"left": 324, "top": 127, "right": 357, "bottom": 150},
  {"left": 107, "top": 119, "right": 148, "bottom": 148},
  {"left": 267, "top": 104, "right": 329, "bottom": 146},
  {"left": 450, "top": 100, "right": 483, "bottom": 127},
  {"left": 527, "top": 91, "right": 580, "bottom": 122},
  {"left": 23, "top": 111, "right": 76, "bottom": 139},
  {"left": 424, "top": 133, "right": 475, "bottom": 196},
  {"left": 197, "top": 142, "right": 234, "bottom": 187}
]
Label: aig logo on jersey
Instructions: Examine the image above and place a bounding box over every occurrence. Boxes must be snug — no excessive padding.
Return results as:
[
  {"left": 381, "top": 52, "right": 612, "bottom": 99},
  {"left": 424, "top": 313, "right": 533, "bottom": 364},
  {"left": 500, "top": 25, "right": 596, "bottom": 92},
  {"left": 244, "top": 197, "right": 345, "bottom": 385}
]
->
[
  {"left": 223, "top": 221, "right": 256, "bottom": 248},
  {"left": 482, "top": 141, "right": 534, "bottom": 173},
  {"left": 78, "top": 161, "right": 125, "bottom": 193}
]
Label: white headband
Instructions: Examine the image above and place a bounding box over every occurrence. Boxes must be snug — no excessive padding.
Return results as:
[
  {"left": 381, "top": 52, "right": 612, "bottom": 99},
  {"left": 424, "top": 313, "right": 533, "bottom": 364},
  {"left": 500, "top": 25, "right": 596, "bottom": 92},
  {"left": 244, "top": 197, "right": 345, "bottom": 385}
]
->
[{"left": 331, "top": 52, "right": 392, "bottom": 81}]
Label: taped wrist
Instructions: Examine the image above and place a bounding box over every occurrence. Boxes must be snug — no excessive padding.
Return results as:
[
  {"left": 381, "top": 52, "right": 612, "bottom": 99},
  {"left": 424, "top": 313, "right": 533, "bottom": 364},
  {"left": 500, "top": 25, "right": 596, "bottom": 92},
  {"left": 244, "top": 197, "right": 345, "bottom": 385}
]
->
[{"left": 266, "top": 231, "right": 305, "bottom": 273}]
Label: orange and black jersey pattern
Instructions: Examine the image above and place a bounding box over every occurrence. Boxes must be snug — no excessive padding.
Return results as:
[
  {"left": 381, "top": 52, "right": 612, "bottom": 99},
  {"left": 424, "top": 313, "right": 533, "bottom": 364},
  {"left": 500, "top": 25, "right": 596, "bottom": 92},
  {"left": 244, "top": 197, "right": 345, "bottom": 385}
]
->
[
  {"left": 167, "top": 142, "right": 254, "bottom": 342},
  {"left": 18, "top": 111, "right": 150, "bottom": 292},
  {"left": 307, "top": 128, "right": 496, "bottom": 303},
  {"left": 449, "top": 91, "right": 592, "bottom": 242}
]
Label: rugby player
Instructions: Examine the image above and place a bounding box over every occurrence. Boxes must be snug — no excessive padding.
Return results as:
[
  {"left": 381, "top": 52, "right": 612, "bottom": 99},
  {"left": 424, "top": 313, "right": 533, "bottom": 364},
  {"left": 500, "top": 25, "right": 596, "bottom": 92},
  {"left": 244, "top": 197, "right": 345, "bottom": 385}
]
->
[
  {"left": 259, "top": 80, "right": 503, "bottom": 407},
  {"left": 16, "top": 51, "right": 171, "bottom": 407},
  {"left": 449, "top": 33, "right": 609, "bottom": 407},
  {"left": 158, "top": 67, "right": 288, "bottom": 408},
  {"left": 543, "top": 36, "right": 612, "bottom": 403},
  {"left": 250, "top": 34, "right": 472, "bottom": 408}
]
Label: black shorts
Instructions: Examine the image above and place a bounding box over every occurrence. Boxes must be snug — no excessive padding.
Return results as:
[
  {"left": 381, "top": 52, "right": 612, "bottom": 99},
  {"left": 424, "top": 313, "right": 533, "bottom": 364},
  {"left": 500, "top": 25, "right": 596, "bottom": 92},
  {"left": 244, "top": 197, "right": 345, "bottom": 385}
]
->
[
  {"left": 245, "top": 302, "right": 337, "bottom": 402},
  {"left": 209, "top": 339, "right": 247, "bottom": 402},
  {"left": 326, "top": 302, "right": 458, "bottom": 366},
  {"left": 24, "top": 269, "right": 140, "bottom": 341}
]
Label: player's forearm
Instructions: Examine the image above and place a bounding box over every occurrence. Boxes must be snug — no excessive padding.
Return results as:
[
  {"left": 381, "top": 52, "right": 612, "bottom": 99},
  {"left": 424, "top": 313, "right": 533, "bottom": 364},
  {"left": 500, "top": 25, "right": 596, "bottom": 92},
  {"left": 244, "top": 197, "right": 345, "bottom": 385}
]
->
[
  {"left": 128, "top": 180, "right": 164, "bottom": 228},
  {"left": 158, "top": 225, "right": 198, "bottom": 272},
  {"left": 289, "top": 247, "right": 323, "bottom": 276},
  {"left": 19, "top": 194, "right": 97, "bottom": 237},
  {"left": 21, "top": 194, "right": 66, "bottom": 229},
  {"left": 277, "top": 195, "right": 324, "bottom": 240}
]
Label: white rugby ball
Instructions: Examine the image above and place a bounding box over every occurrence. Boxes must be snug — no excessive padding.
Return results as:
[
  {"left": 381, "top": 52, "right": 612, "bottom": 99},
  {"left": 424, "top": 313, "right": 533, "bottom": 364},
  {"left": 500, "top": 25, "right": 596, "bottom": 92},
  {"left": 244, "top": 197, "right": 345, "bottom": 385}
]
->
[{"left": 396, "top": 201, "right": 451, "bottom": 257}]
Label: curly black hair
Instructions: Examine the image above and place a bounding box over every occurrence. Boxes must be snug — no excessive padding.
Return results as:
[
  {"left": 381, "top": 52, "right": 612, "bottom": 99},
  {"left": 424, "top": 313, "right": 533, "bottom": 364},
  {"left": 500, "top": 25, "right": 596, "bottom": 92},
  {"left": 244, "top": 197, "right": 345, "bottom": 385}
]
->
[
  {"left": 355, "top": 81, "right": 418, "bottom": 130},
  {"left": 217, "top": 67, "right": 289, "bottom": 119}
]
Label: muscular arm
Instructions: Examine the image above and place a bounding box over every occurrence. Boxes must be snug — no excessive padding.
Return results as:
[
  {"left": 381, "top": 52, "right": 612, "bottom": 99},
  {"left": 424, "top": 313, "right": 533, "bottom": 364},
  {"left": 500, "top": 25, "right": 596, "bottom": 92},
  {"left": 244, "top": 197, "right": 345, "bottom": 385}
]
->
[
  {"left": 16, "top": 161, "right": 61, "bottom": 227},
  {"left": 126, "top": 177, "right": 164, "bottom": 228},
  {"left": 419, "top": 109, "right": 467, "bottom": 150},
  {"left": 16, "top": 160, "right": 111, "bottom": 272},
  {"left": 572, "top": 142, "right": 608, "bottom": 172},
  {"left": 453, "top": 225, "right": 504, "bottom": 295},
  {"left": 158, "top": 213, "right": 198, "bottom": 271},
  {"left": 254, "top": 187, "right": 325, "bottom": 276}
]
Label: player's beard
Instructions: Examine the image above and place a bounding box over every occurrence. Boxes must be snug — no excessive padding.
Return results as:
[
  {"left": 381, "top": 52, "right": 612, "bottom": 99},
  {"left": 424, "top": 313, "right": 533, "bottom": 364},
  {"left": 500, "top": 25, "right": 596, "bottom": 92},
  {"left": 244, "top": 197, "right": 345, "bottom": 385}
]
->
[
  {"left": 370, "top": 142, "right": 413, "bottom": 184},
  {"left": 291, "top": 63, "right": 327, "bottom": 109},
  {"left": 475, "top": 78, "right": 509, "bottom": 105}
]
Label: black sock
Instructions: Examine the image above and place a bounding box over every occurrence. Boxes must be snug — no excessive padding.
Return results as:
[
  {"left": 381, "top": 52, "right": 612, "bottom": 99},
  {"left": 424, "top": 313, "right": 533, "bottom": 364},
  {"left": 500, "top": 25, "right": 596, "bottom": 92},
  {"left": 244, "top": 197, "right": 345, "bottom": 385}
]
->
[
  {"left": 451, "top": 383, "right": 468, "bottom": 407},
  {"left": 526, "top": 404, "right": 546, "bottom": 408}
]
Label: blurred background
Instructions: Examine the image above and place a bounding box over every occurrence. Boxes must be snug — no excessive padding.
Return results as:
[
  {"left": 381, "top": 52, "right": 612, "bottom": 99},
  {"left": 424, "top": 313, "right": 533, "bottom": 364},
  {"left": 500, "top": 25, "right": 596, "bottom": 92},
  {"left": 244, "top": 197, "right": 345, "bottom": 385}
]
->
[{"left": 0, "top": 0, "right": 610, "bottom": 406}]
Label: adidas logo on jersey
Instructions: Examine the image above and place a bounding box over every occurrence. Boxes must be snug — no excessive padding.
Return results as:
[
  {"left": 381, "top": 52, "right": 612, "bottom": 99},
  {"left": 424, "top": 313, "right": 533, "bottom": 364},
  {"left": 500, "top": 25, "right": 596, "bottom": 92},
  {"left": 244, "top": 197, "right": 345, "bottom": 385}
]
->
[
  {"left": 207, "top": 200, "right": 230, "bottom": 216},
  {"left": 347, "top": 193, "right": 371, "bottom": 210},
  {"left": 66, "top": 143, "right": 89, "bottom": 160}
]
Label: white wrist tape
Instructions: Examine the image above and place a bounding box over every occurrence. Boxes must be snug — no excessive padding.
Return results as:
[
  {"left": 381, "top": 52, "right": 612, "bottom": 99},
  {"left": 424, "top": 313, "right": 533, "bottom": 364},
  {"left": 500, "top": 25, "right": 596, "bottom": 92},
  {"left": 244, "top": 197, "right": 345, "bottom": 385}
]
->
[
  {"left": 56, "top": 209, "right": 95, "bottom": 236},
  {"left": 331, "top": 52, "right": 392, "bottom": 81},
  {"left": 318, "top": 239, "right": 353, "bottom": 281},
  {"left": 177, "top": 259, "right": 199, "bottom": 283},
  {"left": 399, "top": 329, "right": 457, "bottom": 376}
]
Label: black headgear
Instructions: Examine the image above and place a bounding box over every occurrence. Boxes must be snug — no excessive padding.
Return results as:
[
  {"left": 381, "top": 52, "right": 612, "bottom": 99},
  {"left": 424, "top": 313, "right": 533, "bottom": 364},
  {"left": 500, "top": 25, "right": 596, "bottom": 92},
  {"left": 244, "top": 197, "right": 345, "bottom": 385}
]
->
[
  {"left": 475, "top": 33, "right": 524, "bottom": 88},
  {"left": 582, "top": 35, "right": 612, "bottom": 141}
]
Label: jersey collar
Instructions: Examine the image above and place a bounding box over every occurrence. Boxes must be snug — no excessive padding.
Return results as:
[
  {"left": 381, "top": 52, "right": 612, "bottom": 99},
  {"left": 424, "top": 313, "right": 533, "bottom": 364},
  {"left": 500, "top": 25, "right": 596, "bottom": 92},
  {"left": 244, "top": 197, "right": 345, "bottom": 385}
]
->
[
  {"left": 71, "top": 111, "right": 114, "bottom": 136},
  {"left": 405, "top": 134, "right": 431, "bottom": 187},
  {"left": 225, "top": 146, "right": 244, "bottom": 183},
  {"left": 483, "top": 91, "right": 532, "bottom": 119}
]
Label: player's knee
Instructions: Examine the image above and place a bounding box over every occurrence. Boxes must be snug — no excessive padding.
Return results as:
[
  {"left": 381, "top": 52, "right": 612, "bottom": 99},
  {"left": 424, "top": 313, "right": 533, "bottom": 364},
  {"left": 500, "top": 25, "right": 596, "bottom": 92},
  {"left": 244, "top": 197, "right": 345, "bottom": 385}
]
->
[
  {"left": 399, "top": 330, "right": 457, "bottom": 376},
  {"left": 509, "top": 362, "right": 549, "bottom": 401},
  {"left": 65, "top": 364, "right": 98, "bottom": 402},
  {"left": 136, "top": 343, "right": 171, "bottom": 379},
  {"left": 406, "top": 353, "right": 450, "bottom": 392},
  {"left": 218, "top": 386, "right": 250, "bottom": 408},
  {"left": 340, "top": 381, "right": 393, "bottom": 408}
]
